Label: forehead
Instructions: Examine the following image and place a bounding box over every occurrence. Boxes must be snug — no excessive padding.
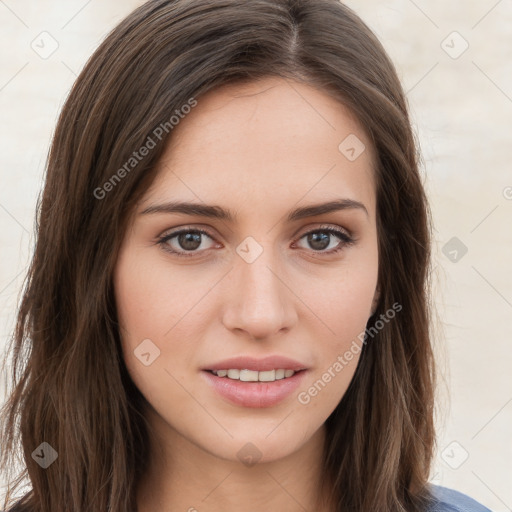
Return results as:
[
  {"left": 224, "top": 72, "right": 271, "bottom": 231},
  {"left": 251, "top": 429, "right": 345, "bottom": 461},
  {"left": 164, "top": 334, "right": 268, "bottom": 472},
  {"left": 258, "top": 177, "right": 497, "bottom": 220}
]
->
[{"left": 140, "top": 77, "right": 377, "bottom": 220}]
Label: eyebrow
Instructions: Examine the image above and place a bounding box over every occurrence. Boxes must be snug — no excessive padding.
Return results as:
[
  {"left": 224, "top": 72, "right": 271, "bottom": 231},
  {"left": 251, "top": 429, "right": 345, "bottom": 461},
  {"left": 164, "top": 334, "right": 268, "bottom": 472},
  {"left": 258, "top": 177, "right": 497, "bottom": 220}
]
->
[{"left": 139, "top": 198, "right": 368, "bottom": 222}]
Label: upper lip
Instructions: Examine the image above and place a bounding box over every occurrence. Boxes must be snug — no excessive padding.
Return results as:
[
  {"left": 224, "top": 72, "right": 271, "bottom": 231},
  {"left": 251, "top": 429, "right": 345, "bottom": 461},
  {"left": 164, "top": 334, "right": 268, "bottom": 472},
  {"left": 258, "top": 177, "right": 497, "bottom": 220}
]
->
[{"left": 202, "top": 355, "right": 308, "bottom": 372}]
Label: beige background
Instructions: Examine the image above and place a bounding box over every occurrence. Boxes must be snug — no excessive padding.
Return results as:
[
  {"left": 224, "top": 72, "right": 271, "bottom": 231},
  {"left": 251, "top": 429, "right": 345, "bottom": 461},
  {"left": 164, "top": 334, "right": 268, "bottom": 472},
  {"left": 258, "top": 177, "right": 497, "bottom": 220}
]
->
[{"left": 1, "top": 1, "right": 511, "bottom": 510}]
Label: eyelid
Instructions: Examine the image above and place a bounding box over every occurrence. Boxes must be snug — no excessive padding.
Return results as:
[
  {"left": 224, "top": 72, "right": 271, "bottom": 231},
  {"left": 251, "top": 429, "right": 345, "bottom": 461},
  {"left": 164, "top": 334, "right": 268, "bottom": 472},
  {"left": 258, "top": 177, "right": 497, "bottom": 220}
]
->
[
  {"left": 304, "top": 223, "right": 353, "bottom": 239},
  {"left": 158, "top": 222, "right": 353, "bottom": 240},
  {"left": 157, "top": 226, "right": 219, "bottom": 249}
]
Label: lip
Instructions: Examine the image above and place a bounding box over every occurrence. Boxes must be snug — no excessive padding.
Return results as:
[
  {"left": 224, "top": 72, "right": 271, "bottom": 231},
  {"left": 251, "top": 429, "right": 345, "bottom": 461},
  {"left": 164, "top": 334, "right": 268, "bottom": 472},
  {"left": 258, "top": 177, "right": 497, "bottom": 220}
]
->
[
  {"left": 201, "top": 368, "right": 308, "bottom": 408},
  {"left": 202, "top": 355, "right": 308, "bottom": 372}
]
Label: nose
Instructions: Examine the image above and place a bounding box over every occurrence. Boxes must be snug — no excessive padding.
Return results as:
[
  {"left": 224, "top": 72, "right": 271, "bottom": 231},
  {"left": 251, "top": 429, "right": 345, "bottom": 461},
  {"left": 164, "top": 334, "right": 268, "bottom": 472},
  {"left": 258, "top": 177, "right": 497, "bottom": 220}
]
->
[{"left": 221, "top": 249, "right": 297, "bottom": 341}]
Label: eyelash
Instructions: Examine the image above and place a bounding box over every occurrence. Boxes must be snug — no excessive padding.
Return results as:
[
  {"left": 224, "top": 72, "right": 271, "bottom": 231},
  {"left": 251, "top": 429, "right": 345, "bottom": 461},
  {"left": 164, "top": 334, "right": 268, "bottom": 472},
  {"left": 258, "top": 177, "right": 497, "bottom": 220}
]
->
[{"left": 156, "top": 224, "right": 355, "bottom": 259}]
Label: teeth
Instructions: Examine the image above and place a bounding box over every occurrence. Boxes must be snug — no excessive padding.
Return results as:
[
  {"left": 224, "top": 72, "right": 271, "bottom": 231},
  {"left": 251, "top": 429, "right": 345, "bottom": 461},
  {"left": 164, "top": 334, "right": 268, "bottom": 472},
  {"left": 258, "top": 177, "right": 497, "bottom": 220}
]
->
[
  {"left": 227, "top": 369, "right": 240, "bottom": 379},
  {"left": 239, "top": 369, "right": 259, "bottom": 382},
  {"left": 275, "top": 369, "right": 285, "bottom": 379},
  {"left": 211, "top": 369, "right": 297, "bottom": 382},
  {"left": 258, "top": 370, "right": 275, "bottom": 382}
]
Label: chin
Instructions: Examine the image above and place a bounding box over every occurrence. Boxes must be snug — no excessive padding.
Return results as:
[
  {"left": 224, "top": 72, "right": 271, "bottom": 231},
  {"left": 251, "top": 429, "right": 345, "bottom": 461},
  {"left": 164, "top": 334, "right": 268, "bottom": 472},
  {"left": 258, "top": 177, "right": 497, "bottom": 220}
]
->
[{"left": 188, "top": 420, "right": 323, "bottom": 466}]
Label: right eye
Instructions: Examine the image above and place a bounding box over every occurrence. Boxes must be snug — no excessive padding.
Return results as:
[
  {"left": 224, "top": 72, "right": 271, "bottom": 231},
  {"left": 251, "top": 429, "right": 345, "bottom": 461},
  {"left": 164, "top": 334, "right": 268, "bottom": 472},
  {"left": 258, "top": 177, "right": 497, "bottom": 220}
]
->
[{"left": 157, "top": 228, "right": 218, "bottom": 258}]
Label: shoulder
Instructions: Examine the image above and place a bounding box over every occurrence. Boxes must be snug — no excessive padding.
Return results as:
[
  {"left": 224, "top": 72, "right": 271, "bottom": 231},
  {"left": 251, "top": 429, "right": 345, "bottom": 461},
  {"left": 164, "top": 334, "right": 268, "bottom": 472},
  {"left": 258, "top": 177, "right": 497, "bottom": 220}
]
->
[{"left": 427, "top": 484, "right": 493, "bottom": 512}]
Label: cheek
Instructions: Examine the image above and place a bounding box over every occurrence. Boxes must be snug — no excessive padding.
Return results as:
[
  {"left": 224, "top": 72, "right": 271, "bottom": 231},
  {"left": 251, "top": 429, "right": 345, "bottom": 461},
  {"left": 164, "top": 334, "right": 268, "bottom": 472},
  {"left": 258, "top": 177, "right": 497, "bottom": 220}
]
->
[
  {"left": 307, "top": 247, "right": 378, "bottom": 341},
  {"left": 113, "top": 246, "right": 213, "bottom": 384},
  {"left": 114, "top": 257, "right": 158, "bottom": 341},
  {"left": 297, "top": 249, "right": 378, "bottom": 405},
  {"left": 113, "top": 248, "right": 176, "bottom": 377},
  {"left": 114, "top": 246, "right": 193, "bottom": 342},
  {"left": 113, "top": 250, "right": 196, "bottom": 414}
]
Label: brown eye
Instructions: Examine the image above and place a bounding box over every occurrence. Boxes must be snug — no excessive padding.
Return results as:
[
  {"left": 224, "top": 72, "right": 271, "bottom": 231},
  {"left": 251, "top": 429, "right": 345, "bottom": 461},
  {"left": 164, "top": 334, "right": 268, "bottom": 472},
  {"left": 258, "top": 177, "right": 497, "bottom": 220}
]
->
[
  {"left": 295, "top": 227, "right": 354, "bottom": 255},
  {"left": 158, "top": 228, "right": 216, "bottom": 257}
]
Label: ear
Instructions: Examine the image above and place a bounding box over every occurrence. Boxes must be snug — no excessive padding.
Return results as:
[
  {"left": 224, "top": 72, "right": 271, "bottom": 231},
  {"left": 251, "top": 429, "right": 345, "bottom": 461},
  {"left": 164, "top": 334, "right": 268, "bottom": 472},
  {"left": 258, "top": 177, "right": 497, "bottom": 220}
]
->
[{"left": 370, "top": 285, "right": 380, "bottom": 317}]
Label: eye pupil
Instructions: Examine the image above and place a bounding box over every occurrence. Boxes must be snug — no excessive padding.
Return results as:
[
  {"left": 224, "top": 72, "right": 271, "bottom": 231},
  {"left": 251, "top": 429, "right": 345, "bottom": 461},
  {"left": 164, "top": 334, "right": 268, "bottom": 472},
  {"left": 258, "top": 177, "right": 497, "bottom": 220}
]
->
[
  {"left": 308, "top": 232, "right": 330, "bottom": 251},
  {"left": 179, "top": 232, "right": 202, "bottom": 250}
]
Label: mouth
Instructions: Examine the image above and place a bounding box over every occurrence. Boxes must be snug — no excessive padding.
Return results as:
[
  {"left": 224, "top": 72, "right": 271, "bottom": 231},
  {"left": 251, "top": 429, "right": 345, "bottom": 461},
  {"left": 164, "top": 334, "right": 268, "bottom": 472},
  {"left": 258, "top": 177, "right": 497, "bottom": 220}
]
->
[
  {"left": 201, "top": 368, "right": 308, "bottom": 408},
  {"left": 200, "top": 355, "right": 309, "bottom": 408}
]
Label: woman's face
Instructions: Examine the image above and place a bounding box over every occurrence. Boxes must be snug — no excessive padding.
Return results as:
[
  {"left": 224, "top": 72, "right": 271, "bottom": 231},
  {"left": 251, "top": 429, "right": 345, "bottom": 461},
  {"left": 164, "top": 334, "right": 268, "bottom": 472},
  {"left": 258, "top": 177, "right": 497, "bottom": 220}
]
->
[{"left": 114, "top": 76, "right": 379, "bottom": 464}]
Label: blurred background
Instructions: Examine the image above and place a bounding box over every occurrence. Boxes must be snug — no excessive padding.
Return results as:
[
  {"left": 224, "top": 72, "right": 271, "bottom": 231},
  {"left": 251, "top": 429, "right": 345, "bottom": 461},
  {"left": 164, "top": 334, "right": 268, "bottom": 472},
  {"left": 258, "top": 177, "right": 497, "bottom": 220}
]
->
[{"left": 0, "top": 1, "right": 511, "bottom": 510}]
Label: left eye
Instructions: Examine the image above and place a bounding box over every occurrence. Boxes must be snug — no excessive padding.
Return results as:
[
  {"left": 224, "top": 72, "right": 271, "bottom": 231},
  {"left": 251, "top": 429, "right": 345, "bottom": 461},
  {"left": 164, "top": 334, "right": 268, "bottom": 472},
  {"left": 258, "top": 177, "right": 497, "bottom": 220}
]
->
[
  {"left": 294, "top": 228, "right": 354, "bottom": 253},
  {"left": 157, "top": 226, "right": 354, "bottom": 258}
]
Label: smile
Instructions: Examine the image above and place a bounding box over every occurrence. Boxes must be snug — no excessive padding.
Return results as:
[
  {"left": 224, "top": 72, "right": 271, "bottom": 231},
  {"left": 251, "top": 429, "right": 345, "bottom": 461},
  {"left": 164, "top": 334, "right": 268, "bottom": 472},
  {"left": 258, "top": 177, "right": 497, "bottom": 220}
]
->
[
  {"left": 201, "top": 369, "right": 307, "bottom": 408},
  {"left": 209, "top": 368, "right": 296, "bottom": 382}
]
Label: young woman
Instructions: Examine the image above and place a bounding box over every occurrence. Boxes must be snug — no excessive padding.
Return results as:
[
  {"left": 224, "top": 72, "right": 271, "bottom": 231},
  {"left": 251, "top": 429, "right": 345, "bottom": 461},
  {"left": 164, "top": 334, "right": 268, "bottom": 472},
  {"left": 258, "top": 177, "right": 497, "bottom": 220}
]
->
[{"left": 0, "top": 1, "right": 492, "bottom": 511}]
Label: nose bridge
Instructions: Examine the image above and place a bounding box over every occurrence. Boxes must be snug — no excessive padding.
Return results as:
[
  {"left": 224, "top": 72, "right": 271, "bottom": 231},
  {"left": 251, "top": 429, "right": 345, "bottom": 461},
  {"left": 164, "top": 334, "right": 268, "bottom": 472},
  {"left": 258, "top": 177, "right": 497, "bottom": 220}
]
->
[
  {"left": 237, "top": 240, "right": 285, "bottom": 311},
  {"left": 222, "top": 239, "right": 295, "bottom": 339}
]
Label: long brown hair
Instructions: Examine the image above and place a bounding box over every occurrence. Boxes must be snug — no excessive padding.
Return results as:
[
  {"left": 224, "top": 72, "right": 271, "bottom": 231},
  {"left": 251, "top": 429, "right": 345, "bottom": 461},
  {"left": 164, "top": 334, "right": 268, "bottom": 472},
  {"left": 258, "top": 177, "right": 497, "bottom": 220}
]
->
[{"left": 0, "top": 1, "right": 436, "bottom": 510}]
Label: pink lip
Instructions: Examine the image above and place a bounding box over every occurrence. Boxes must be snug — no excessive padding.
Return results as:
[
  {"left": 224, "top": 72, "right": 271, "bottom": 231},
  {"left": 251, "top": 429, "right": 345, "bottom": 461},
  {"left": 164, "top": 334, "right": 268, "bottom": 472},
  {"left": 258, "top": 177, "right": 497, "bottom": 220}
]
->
[
  {"left": 202, "top": 355, "right": 308, "bottom": 372},
  {"left": 201, "top": 369, "right": 307, "bottom": 408}
]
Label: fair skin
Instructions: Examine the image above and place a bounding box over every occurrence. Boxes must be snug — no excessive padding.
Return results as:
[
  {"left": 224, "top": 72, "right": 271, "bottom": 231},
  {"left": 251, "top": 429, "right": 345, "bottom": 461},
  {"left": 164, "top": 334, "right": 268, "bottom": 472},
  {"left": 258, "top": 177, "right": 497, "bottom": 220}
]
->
[{"left": 114, "top": 76, "right": 380, "bottom": 512}]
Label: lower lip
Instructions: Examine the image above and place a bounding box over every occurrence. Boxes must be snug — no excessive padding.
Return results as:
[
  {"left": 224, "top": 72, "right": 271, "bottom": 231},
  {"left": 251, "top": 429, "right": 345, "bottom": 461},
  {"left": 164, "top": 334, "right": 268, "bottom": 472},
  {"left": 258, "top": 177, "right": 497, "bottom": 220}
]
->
[{"left": 201, "top": 370, "right": 307, "bottom": 408}]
